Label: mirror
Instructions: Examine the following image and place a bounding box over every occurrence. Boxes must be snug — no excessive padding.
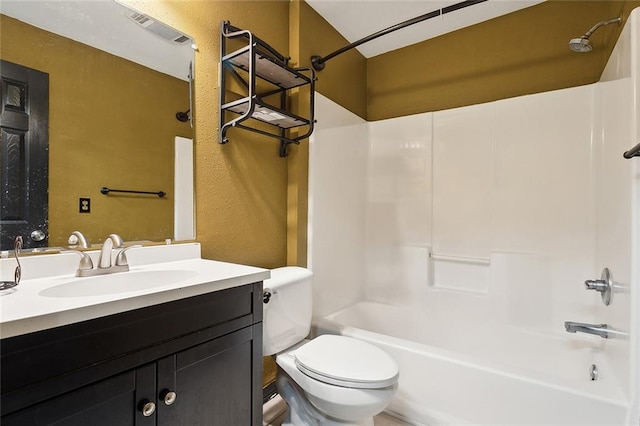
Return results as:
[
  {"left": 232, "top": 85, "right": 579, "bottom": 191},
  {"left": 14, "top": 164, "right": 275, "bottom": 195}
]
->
[{"left": 0, "top": 0, "right": 195, "bottom": 251}]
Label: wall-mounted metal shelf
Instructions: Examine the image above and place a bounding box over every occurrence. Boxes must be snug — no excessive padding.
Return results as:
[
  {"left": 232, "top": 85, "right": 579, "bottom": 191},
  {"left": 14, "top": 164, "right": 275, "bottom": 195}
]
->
[
  {"left": 222, "top": 97, "right": 309, "bottom": 129},
  {"left": 219, "top": 21, "right": 315, "bottom": 157}
]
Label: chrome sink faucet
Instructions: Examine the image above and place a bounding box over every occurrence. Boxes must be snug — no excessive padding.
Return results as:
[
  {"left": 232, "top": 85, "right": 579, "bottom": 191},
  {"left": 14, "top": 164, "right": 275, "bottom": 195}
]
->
[{"left": 70, "top": 234, "right": 141, "bottom": 277}]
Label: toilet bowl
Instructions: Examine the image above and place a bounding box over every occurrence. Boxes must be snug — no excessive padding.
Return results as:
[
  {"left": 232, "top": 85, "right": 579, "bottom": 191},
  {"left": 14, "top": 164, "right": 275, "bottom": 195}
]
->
[{"left": 263, "top": 267, "right": 399, "bottom": 425}]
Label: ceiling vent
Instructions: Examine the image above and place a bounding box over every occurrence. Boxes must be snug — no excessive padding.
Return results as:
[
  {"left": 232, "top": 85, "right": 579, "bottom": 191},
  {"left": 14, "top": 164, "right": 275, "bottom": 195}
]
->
[{"left": 127, "top": 12, "right": 191, "bottom": 44}]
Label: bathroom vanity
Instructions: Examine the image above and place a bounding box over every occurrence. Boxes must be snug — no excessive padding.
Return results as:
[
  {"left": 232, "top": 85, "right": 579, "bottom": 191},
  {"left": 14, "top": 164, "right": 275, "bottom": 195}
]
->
[{"left": 0, "top": 243, "right": 268, "bottom": 425}]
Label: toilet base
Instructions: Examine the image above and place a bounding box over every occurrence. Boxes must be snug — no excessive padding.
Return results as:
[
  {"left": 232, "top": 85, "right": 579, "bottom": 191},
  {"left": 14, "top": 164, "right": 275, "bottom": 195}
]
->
[{"left": 277, "top": 370, "right": 376, "bottom": 426}]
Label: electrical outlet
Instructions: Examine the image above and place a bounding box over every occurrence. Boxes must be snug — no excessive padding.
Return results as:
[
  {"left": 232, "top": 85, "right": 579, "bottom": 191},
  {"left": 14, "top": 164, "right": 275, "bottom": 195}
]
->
[{"left": 79, "top": 198, "right": 91, "bottom": 213}]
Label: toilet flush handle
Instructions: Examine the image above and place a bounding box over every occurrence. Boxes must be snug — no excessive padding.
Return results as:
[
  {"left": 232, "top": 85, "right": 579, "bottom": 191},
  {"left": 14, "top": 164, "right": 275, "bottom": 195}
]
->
[{"left": 263, "top": 288, "right": 272, "bottom": 304}]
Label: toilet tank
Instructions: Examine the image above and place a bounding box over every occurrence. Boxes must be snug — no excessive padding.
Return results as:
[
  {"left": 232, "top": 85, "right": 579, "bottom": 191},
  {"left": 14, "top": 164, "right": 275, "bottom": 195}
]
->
[{"left": 263, "top": 267, "right": 313, "bottom": 356}]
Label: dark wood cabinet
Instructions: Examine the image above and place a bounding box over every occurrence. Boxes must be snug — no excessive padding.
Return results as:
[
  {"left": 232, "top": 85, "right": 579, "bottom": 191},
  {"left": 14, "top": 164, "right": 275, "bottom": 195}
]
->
[
  {"left": 1, "top": 282, "right": 263, "bottom": 425},
  {"left": 157, "top": 327, "right": 254, "bottom": 425},
  {"left": 2, "top": 370, "right": 140, "bottom": 426}
]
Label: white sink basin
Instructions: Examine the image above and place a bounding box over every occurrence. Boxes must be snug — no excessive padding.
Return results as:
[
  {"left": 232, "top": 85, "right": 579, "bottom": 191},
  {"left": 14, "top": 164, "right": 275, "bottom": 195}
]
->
[{"left": 39, "top": 270, "right": 199, "bottom": 298}]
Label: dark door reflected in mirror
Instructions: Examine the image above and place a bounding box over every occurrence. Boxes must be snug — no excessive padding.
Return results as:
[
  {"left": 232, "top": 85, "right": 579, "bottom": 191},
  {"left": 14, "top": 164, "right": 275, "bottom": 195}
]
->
[
  {"left": 0, "top": 1, "right": 195, "bottom": 251},
  {"left": 1, "top": 60, "right": 49, "bottom": 250}
]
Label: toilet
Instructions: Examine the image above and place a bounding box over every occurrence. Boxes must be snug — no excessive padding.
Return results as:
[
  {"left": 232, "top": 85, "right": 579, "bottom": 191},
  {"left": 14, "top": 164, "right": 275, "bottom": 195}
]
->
[{"left": 263, "top": 267, "right": 399, "bottom": 426}]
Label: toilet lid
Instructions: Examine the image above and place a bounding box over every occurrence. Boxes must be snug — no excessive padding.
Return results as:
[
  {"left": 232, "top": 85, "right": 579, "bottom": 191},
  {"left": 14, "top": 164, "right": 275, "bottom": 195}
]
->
[{"left": 294, "top": 335, "right": 399, "bottom": 389}]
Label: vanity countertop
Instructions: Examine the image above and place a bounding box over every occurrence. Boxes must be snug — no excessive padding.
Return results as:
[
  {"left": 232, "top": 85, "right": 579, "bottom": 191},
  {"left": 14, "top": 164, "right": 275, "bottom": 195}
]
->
[{"left": 0, "top": 243, "right": 269, "bottom": 339}]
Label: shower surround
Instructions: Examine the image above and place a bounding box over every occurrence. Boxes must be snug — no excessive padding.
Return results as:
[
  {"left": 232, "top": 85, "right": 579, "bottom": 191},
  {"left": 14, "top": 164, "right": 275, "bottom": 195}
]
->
[{"left": 308, "top": 8, "right": 639, "bottom": 425}]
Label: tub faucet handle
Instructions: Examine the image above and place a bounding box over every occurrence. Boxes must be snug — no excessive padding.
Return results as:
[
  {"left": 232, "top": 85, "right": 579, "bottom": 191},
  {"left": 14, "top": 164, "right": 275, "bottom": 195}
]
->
[
  {"left": 584, "top": 279, "right": 607, "bottom": 291},
  {"left": 584, "top": 267, "right": 612, "bottom": 306}
]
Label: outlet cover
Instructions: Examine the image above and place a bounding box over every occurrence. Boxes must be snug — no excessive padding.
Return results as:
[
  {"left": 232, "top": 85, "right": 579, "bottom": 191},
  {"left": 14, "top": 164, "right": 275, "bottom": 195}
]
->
[{"left": 79, "top": 198, "right": 91, "bottom": 213}]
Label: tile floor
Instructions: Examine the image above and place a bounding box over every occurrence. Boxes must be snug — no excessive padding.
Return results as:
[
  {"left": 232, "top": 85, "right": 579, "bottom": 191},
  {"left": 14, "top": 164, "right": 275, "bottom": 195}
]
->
[{"left": 262, "top": 395, "right": 411, "bottom": 426}]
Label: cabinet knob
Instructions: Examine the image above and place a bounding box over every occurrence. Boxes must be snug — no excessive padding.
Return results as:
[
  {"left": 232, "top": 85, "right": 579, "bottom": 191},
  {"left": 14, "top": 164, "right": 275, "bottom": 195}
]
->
[
  {"left": 162, "top": 390, "right": 177, "bottom": 406},
  {"left": 140, "top": 401, "right": 156, "bottom": 417}
]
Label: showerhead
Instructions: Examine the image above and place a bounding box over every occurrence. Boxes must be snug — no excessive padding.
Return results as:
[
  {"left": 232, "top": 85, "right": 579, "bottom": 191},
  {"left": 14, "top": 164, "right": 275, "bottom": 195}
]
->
[
  {"left": 568, "top": 37, "right": 592, "bottom": 53},
  {"left": 568, "top": 17, "right": 621, "bottom": 53}
]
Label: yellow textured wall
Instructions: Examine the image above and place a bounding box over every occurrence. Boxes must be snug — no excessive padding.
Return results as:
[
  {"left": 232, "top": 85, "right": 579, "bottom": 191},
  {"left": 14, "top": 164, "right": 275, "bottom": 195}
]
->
[
  {"left": 0, "top": 15, "right": 190, "bottom": 246},
  {"left": 121, "top": 0, "right": 365, "bottom": 268},
  {"left": 123, "top": 0, "right": 291, "bottom": 268},
  {"left": 367, "top": 0, "right": 640, "bottom": 120}
]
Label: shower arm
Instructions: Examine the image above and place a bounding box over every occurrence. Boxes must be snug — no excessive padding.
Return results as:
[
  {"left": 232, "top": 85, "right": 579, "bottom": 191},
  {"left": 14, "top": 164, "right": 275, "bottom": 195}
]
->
[
  {"left": 623, "top": 141, "right": 640, "bottom": 159},
  {"left": 583, "top": 17, "right": 621, "bottom": 39},
  {"left": 310, "top": 0, "right": 487, "bottom": 71}
]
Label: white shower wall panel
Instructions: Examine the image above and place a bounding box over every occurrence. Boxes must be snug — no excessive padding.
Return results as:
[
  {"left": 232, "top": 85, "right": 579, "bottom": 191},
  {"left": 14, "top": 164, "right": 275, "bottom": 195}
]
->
[
  {"left": 365, "top": 85, "right": 598, "bottom": 327},
  {"left": 308, "top": 94, "right": 368, "bottom": 317},
  {"left": 367, "top": 113, "right": 432, "bottom": 246},
  {"left": 366, "top": 114, "right": 432, "bottom": 305},
  {"left": 594, "top": 78, "right": 633, "bottom": 398},
  {"left": 431, "top": 103, "right": 494, "bottom": 293},
  {"left": 493, "top": 85, "right": 597, "bottom": 328},
  {"left": 432, "top": 103, "right": 493, "bottom": 262}
]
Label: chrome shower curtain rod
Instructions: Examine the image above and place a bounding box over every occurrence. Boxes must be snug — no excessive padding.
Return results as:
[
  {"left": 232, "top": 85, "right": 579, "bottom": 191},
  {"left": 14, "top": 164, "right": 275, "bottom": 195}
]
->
[{"left": 311, "top": 0, "right": 488, "bottom": 71}]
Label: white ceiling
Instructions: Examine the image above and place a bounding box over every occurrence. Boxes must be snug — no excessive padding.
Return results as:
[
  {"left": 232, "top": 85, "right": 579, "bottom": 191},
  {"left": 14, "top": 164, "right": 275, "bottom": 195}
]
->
[
  {"left": 306, "top": 0, "right": 545, "bottom": 58},
  {"left": 1, "top": 0, "right": 194, "bottom": 81}
]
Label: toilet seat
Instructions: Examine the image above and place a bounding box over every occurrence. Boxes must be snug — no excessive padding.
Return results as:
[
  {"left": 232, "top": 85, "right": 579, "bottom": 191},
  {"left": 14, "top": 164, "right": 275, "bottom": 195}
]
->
[{"left": 293, "top": 335, "right": 399, "bottom": 389}]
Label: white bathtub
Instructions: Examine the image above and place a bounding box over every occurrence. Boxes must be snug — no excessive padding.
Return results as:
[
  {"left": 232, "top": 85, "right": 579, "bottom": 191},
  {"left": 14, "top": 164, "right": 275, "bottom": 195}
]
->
[{"left": 314, "top": 301, "right": 628, "bottom": 425}]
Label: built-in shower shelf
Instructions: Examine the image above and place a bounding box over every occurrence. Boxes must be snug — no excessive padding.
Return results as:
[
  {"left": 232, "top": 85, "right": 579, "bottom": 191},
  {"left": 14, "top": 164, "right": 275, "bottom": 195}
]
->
[
  {"left": 222, "top": 97, "right": 310, "bottom": 129},
  {"left": 219, "top": 21, "right": 315, "bottom": 157}
]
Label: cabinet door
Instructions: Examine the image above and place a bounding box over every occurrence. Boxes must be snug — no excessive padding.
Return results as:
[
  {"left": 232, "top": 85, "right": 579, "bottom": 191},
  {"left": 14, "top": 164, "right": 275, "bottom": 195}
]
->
[
  {"left": 2, "top": 370, "right": 131, "bottom": 426},
  {"left": 2, "top": 365, "right": 157, "bottom": 426},
  {"left": 156, "top": 327, "right": 256, "bottom": 425}
]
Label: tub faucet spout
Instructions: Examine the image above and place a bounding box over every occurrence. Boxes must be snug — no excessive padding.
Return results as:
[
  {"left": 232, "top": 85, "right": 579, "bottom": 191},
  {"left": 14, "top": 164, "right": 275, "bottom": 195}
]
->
[{"left": 564, "top": 321, "right": 610, "bottom": 339}]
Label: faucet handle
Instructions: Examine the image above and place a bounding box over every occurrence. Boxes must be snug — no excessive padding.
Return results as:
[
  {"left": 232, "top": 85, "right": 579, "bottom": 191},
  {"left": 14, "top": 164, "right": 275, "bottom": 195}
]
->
[
  {"left": 63, "top": 250, "right": 94, "bottom": 273},
  {"left": 115, "top": 245, "right": 142, "bottom": 267},
  {"left": 584, "top": 279, "right": 608, "bottom": 291},
  {"left": 584, "top": 267, "right": 612, "bottom": 306}
]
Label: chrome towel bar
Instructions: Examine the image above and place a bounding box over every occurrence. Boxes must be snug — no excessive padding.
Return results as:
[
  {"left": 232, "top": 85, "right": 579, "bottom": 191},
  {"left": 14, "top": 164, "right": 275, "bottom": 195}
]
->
[{"left": 623, "top": 141, "right": 640, "bottom": 158}]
